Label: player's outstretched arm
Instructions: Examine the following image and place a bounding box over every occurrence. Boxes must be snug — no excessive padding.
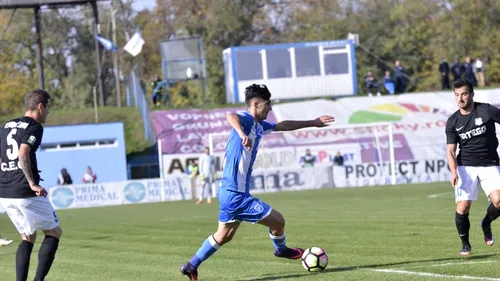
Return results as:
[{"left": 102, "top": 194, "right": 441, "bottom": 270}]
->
[
  {"left": 274, "top": 115, "right": 335, "bottom": 132},
  {"left": 19, "top": 144, "right": 47, "bottom": 197},
  {"left": 446, "top": 143, "right": 458, "bottom": 187},
  {"left": 226, "top": 113, "right": 252, "bottom": 149}
]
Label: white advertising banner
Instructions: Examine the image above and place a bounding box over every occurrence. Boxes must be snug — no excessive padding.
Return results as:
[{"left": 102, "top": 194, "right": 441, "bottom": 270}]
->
[
  {"left": 249, "top": 166, "right": 333, "bottom": 194},
  {"left": 48, "top": 176, "right": 192, "bottom": 210},
  {"left": 333, "top": 158, "right": 450, "bottom": 187},
  {"left": 157, "top": 88, "right": 500, "bottom": 186}
]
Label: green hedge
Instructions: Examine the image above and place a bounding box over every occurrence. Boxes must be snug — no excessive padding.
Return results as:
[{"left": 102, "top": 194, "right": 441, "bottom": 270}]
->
[{"left": 0, "top": 107, "right": 150, "bottom": 155}]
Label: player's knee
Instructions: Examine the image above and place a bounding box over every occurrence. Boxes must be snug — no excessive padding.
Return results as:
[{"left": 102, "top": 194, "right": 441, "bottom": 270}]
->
[
  {"left": 213, "top": 232, "right": 232, "bottom": 245},
  {"left": 22, "top": 233, "right": 37, "bottom": 243},
  {"left": 44, "top": 226, "right": 62, "bottom": 239},
  {"left": 269, "top": 215, "right": 285, "bottom": 235},
  {"left": 276, "top": 216, "right": 285, "bottom": 231},
  {"left": 492, "top": 200, "right": 500, "bottom": 209},
  {"left": 456, "top": 204, "right": 471, "bottom": 215}
]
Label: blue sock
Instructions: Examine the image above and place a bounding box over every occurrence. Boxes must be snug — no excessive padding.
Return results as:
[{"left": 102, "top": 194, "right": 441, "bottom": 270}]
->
[
  {"left": 189, "top": 235, "right": 220, "bottom": 268},
  {"left": 269, "top": 231, "right": 287, "bottom": 251}
]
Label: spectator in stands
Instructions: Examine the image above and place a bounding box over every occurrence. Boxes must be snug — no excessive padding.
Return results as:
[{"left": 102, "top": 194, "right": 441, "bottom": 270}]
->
[
  {"left": 394, "top": 60, "right": 406, "bottom": 94},
  {"left": 439, "top": 58, "right": 451, "bottom": 90},
  {"left": 299, "top": 149, "right": 317, "bottom": 168},
  {"left": 464, "top": 56, "right": 478, "bottom": 87},
  {"left": 57, "top": 168, "right": 73, "bottom": 185},
  {"left": 475, "top": 57, "right": 485, "bottom": 88},
  {"left": 451, "top": 57, "right": 463, "bottom": 82},
  {"left": 382, "top": 71, "right": 395, "bottom": 95},
  {"left": 82, "top": 166, "right": 97, "bottom": 183},
  {"left": 332, "top": 151, "right": 344, "bottom": 166},
  {"left": 151, "top": 74, "right": 164, "bottom": 106},
  {"left": 186, "top": 159, "right": 199, "bottom": 201},
  {"left": 365, "top": 71, "right": 381, "bottom": 97}
]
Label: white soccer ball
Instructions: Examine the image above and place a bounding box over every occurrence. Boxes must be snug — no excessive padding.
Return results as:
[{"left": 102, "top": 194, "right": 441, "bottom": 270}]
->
[{"left": 301, "top": 247, "right": 328, "bottom": 272}]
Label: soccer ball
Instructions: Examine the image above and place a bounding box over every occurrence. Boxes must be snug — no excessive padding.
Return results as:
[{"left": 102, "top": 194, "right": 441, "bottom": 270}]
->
[{"left": 301, "top": 247, "right": 328, "bottom": 272}]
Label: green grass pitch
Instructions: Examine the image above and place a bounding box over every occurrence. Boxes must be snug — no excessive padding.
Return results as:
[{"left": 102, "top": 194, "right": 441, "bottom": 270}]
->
[{"left": 1, "top": 182, "right": 499, "bottom": 280}]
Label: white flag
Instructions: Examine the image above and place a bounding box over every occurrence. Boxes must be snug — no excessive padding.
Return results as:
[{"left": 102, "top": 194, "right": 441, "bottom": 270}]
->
[{"left": 123, "top": 33, "right": 145, "bottom": 57}]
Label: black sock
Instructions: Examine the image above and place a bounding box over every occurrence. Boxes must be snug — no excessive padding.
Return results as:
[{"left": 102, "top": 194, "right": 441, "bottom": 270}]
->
[
  {"left": 455, "top": 212, "right": 471, "bottom": 247},
  {"left": 16, "top": 240, "right": 34, "bottom": 281},
  {"left": 482, "top": 203, "right": 500, "bottom": 226},
  {"left": 33, "top": 236, "right": 60, "bottom": 281}
]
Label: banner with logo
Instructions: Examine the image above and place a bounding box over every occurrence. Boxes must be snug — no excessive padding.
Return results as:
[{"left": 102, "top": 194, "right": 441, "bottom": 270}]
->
[
  {"left": 48, "top": 176, "right": 192, "bottom": 210},
  {"left": 333, "top": 158, "right": 450, "bottom": 187},
  {"left": 154, "top": 88, "right": 500, "bottom": 185},
  {"left": 150, "top": 107, "right": 279, "bottom": 155},
  {"left": 248, "top": 166, "right": 333, "bottom": 194}
]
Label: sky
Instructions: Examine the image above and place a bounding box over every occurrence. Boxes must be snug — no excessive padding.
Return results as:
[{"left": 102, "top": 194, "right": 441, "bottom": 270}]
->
[{"left": 131, "top": 0, "right": 155, "bottom": 11}]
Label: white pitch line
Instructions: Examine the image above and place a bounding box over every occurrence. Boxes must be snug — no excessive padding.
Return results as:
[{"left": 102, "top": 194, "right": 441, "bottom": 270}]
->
[
  {"left": 396, "top": 260, "right": 497, "bottom": 269},
  {"left": 427, "top": 261, "right": 497, "bottom": 268},
  {"left": 428, "top": 192, "right": 453, "bottom": 199},
  {"left": 368, "top": 268, "right": 500, "bottom": 280}
]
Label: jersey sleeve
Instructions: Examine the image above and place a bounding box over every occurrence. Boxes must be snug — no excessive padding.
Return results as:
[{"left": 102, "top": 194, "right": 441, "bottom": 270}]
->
[
  {"left": 445, "top": 117, "right": 459, "bottom": 145},
  {"left": 236, "top": 112, "right": 254, "bottom": 135},
  {"left": 21, "top": 123, "right": 43, "bottom": 149},
  {"left": 487, "top": 104, "right": 500, "bottom": 124},
  {"left": 260, "top": 120, "right": 276, "bottom": 135}
]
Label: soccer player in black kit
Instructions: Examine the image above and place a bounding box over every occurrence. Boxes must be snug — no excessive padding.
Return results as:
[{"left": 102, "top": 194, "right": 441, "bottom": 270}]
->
[
  {"left": 0, "top": 89, "right": 62, "bottom": 281},
  {"left": 446, "top": 79, "right": 500, "bottom": 255}
]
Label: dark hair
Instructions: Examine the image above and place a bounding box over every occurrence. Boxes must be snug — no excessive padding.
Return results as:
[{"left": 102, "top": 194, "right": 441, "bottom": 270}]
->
[
  {"left": 24, "top": 89, "right": 51, "bottom": 111},
  {"left": 244, "top": 84, "right": 271, "bottom": 105},
  {"left": 61, "top": 168, "right": 73, "bottom": 185},
  {"left": 453, "top": 79, "right": 474, "bottom": 93}
]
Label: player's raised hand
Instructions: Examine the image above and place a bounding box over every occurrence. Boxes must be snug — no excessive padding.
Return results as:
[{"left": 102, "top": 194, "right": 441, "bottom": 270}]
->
[
  {"left": 241, "top": 135, "right": 253, "bottom": 150},
  {"left": 313, "top": 115, "right": 335, "bottom": 127},
  {"left": 450, "top": 172, "right": 458, "bottom": 188},
  {"left": 30, "top": 184, "right": 47, "bottom": 197}
]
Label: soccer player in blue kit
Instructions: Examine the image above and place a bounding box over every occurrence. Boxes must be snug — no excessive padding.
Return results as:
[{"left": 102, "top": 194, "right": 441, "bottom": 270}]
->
[{"left": 180, "top": 84, "right": 335, "bottom": 280}]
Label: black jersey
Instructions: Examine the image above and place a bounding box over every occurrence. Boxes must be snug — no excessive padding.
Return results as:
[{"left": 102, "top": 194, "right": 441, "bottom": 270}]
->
[
  {"left": 445, "top": 102, "right": 500, "bottom": 166},
  {"left": 0, "top": 116, "right": 43, "bottom": 198}
]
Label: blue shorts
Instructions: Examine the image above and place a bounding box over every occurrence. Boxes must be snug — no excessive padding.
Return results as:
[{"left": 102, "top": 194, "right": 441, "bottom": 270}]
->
[{"left": 218, "top": 189, "right": 272, "bottom": 224}]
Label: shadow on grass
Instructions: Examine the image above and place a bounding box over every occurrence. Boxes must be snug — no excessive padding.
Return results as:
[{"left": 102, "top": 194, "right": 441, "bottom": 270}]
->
[
  {"left": 88, "top": 235, "right": 113, "bottom": 240},
  {"left": 239, "top": 254, "right": 498, "bottom": 281}
]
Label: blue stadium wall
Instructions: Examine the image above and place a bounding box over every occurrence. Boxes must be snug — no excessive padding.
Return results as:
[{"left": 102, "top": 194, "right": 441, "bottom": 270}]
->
[{"left": 36, "top": 122, "right": 127, "bottom": 187}]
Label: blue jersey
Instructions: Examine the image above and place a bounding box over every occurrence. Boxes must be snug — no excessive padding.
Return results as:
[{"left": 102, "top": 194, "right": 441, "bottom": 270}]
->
[{"left": 219, "top": 112, "right": 275, "bottom": 194}]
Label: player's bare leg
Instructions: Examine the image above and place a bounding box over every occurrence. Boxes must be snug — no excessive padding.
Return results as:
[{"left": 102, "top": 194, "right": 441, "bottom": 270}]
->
[
  {"left": 181, "top": 222, "right": 240, "bottom": 280},
  {"left": 196, "top": 183, "right": 212, "bottom": 205},
  {"left": 195, "top": 183, "right": 204, "bottom": 205},
  {"left": 33, "top": 226, "right": 62, "bottom": 281},
  {"left": 17, "top": 232, "right": 37, "bottom": 281},
  {"left": 206, "top": 182, "right": 212, "bottom": 204},
  {"left": 456, "top": 200, "right": 472, "bottom": 255},
  {"left": 258, "top": 209, "right": 304, "bottom": 259},
  {"left": 481, "top": 190, "right": 500, "bottom": 246}
]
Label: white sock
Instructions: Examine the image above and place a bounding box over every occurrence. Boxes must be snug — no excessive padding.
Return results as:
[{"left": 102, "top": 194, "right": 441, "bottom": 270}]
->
[
  {"left": 211, "top": 183, "right": 217, "bottom": 198},
  {"left": 198, "top": 186, "right": 204, "bottom": 201}
]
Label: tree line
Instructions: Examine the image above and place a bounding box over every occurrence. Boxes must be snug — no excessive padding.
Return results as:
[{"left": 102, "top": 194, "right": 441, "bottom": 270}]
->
[{"left": 0, "top": 0, "right": 499, "bottom": 114}]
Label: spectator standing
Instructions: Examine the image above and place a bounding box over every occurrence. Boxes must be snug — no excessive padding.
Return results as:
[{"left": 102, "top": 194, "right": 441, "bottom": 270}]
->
[
  {"left": 57, "top": 168, "right": 73, "bottom": 185},
  {"left": 82, "top": 166, "right": 97, "bottom": 184},
  {"left": 439, "top": 58, "right": 451, "bottom": 90}
]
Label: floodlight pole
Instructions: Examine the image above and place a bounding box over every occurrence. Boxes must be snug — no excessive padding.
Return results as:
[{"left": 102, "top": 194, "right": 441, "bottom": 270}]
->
[
  {"left": 111, "top": 0, "right": 122, "bottom": 107},
  {"left": 34, "top": 6, "right": 45, "bottom": 90},
  {"left": 91, "top": 0, "right": 105, "bottom": 107}
]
